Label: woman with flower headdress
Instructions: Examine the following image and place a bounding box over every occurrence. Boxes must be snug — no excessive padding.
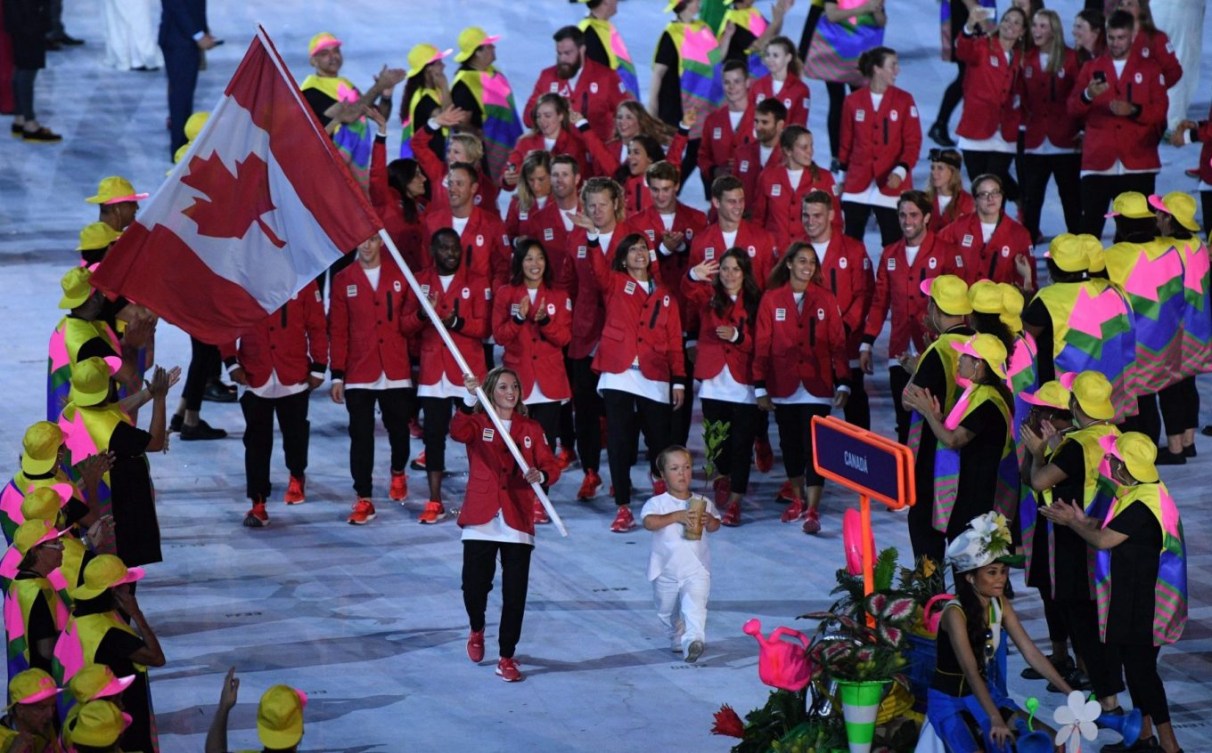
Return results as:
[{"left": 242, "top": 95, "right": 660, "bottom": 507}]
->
[
  {"left": 1041, "top": 432, "right": 1188, "bottom": 753},
  {"left": 925, "top": 511, "right": 1073, "bottom": 752}
]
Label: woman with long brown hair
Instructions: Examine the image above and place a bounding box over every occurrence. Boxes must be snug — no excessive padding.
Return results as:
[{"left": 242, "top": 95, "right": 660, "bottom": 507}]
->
[{"left": 926, "top": 148, "right": 973, "bottom": 234}]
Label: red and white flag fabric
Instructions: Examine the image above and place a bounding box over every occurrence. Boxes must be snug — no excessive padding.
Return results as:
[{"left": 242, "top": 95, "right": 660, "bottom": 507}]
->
[{"left": 92, "top": 27, "right": 382, "bottom": 344}]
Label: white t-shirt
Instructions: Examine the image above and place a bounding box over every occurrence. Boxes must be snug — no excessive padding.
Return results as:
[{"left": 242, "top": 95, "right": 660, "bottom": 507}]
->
[
  {"left": 640, "top": 492, "right": 719, "bottom": 581},
  {"left": 811, "top": 240, "right": 830, "bottom": 269},
  {"left": 787, "top": 168, "right": 804, "bottom": 190},
  {"left": 727, "top": 109, "right": 744, "bottom": 130},
  {"left": 771, "top": 78, "right": 785, "bottom": 96},
  {"left": 721, "top": 230, "right": 738, "bottom": 250},
  {"left": 759, "top": 144, "right": 774, "bottom": 167},
  {"left": 451, "top": 215, "right": 470, "bottom": 238},
  {"left": 980, "top": 220, "right": 997, "bottom": 244}
]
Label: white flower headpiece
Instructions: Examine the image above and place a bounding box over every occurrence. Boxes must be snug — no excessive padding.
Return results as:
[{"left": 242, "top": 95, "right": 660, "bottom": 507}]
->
[{"left": 946, "top": 512, "right": 1013, "bottom": 572}]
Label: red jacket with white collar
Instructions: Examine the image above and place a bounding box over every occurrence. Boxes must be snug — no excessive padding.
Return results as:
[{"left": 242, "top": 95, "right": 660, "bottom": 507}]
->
[
  {"left": 558, "top": 226, "right": 636, "bottom": 360},
  {"left": 221, "top": 281, "right": 327, "bottom": 389},
  {"left": 688, "top": 220, "right": 780, "bottom": 291},
  {"left": 682, "top": 278, "right": 756, "bottom": 385},
  {"left": 504, "top": 129, "right": 592, "bottom": 188},
  {"left": 492, "top": 283, "right": 573, "bottom": 401},
  {"left": 586, "top": 242, "right": 685, "bottom": 383},
  {"left": 812, "top": 232, "right": 875, "bottom": 360},
  {"left": 524, "top": 59, "right": 632, "bottom": 143},
  {"left": 839, "top": 86, "right": 921, "bottom": 196},
  {"left": 627, "top": 203, "right": 708, "bottom": 330},
  {"left": 410, "top": 124, "right": 500, "bottom": 212},
  {"left": 1068, "top": 53, "right": 1168, "bottom": 172},
  {"left": 748, "top": 75, "right": 810, "bottom": 128},
  {"left": 751, "top": 163, "right": 841, "bottom": 251},
  {"left": 504, "top": 197, "right": 577, "bottom": 286},
  {"left": 398, "top": 266, "right": 490, "bottom": 386},
  {"left": 1131, "top": 29, "right": 1181, "bottom": 89},
  {"left": 932, "top": 191, "right": 975, "bottom": 233},
  {"left": 698, "top": 104, "right": 755, "bottom": 183},
  {"left": 732, "top": 139, "right": 777, "bottom": 204},
  {"left": 328, "top": 260, "right": 411, "bottom": 385},
  {"left": 862, "top": 233, "right": 965, "bottom": 357},
  {"left": 425, "top": 205, "right": 511, "bottom": 289},
  {"left": 452, "top": 409, "right": 561, "bottom": 535},
  {"left": 955, "top": 33, "right": 1023, "bottom": 141},
  {"left": 753, "top": 282, "right": 849, "bottom": 398},
  {"left": 1019, "top": 47, "right": 1082, "bottom": 150},
  {"left": 938, "top": 212, "right": 1036, "bottom": 289},
  {"left": 369, "top": 135, "right": 430, "bottom": 272}
]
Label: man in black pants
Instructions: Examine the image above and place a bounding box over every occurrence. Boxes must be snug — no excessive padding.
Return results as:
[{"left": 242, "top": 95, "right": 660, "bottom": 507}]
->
[
  {"left": 928, "top": 0, "right": 992, "bottom": 147},
  {"left": 159, "top": 0, "right": 217, "bottom": 158}
]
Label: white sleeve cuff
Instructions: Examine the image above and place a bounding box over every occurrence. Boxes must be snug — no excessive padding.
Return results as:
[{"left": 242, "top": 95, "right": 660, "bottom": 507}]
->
[
  {"left": 754, "top": 387, "right": 768, "bottom": 398},
  {"left": 891, "top": 166, "right": 908, "bottom": 180},
  {"left": 463, "top": 395, "right": 478, "bottom": 407},
  {"left": 859, "top": 343, "right": 873, "bottom": 353},
  {"left": 836, "top": 385, "right": 852, "bottom": 394}
]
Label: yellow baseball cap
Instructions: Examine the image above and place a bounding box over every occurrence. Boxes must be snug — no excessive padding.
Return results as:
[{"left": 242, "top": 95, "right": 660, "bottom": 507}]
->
[
  {"left": 76, "top": 222, "right": 121, "bottom": 252},
  {"left": 1100, "top": 431, "right": 1159, "bottom": 483},
  {"left": 454, "top": 27, "right": 501, "bottom": 62},
  {"left": 59, "top": 266, "right": 94, "bottom": 310},
  {"left": 407, "top": 43, "right": 452, "bottom": 78},
  {"left": 7, "top": 669, "right": 61, "bottom": 707},
  {"left": 1076, "top": 234, "right": 1105, "bottom": 274},
  {"left": 0, "top": 520, "right": 68, "bottom": 581},
  {"left": 1149, "top": 192, "right": 1201, "bottom": 232},
  {"left": 920, "top": 274, "right": 973, "bottom": 316},
  {"left": 184, "top": 111, "right": 210, "bottom": 142},
  {"left": 68, "top": 664, "right": 136, "bottom": 704},
  {"left": 968, "top": 279, "right": 1002, "bottom": 314},
  {"left": 21, "top": 421, "right": 63, "bottom": 476},
  {"left": 70, "top": 554, "right": 146, "bottom": 602},
  {"left": 1104, "top": 191, "right": 1152, "bottom": 220},
  {"left": 308, "top": 32, "right": 342, "bottom": 57},
  {"left": 68, "top": 356, "right": 114, "bottom": 407},
  {"left": 66, "top": 700, "right": 130, "bottom": 747},
  {"left": 1045, "top": 234, "right": 1088, "bottom": 273},
  {"left": 258, "top": 685, "right": 308, "bottom": 749},
  {"left": 950, "top": 333, "right": 1007, "bottom": 379},
  {"left": 19, "top": 485, "right": 72, "bottom": 524},
  {"left": 1061, "top": 370, "right": 1114, "bottom": 420},
  {"left": 997, "top": 283, "right": 1024, "bottom": 332},
  {"left": 85, "top": 176, "right": 148, "bottom": 205},
  {"left": 1022, "top": 380, "right": 1071, "bottom": 410}
]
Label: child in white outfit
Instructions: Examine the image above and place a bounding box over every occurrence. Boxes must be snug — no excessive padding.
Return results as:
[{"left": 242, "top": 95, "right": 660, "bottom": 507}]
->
[{"left": 641, "top": 445, "right": 721, "bottom": 663}]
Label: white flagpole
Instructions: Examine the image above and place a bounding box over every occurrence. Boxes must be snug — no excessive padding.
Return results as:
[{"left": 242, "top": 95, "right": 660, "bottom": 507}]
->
[{"left": 377, "top": 230, "right": 568, "bottom": 537}]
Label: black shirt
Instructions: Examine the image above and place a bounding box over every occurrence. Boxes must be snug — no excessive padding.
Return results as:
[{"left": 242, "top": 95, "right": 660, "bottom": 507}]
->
[
  {"left": 1104, "top": 498, "right": 1162, "bottom": 644},
  {"left": 1022, "top": 297, "right": 1054, "bottom": 384},
  {"left": 947, "top": 400, "right": 1008, "bottom": 540},
  {"left": 654, "top": 32, "right": 683, "bottom": 127},
  {"left": 1048, "top": 439, "right": 1093, "bottom": 600},
  {"left": 13, "top": 572, "right": 54, "bottom": 673},
  {"left": 724, "top": 25, "right": 757, "bottom": 65},
  {"left": 108, "top": 422, "right": 161, "bottom": 566}
]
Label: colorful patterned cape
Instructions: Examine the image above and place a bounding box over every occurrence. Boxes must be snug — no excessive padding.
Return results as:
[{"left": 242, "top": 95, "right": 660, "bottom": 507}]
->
[
  {"left": 1172, "top": 235, "right": 1212, "bottom": 376},
  {"left": 802, "top": 9, "right": 885, "bottom": 88},
  {"left": 301, "top": 74, "right": 372, "bottom": 191},
  {"left": 721, "top": 7, "right": 770, "bottom": 78},
  {"left": 452, "top": 68, "right": 523, "bottom": 185},
  {"left": 663, "top": 21, "right": 723, "bottom": 139},
  {"left": 1104, "top": 239, "right": 1186, "bottom": 395},
  {"left": 932, "top": 383, "right": 1016, "bottom": 533},
  {"left": 579, "top": 17, "right": 640, "bottom": 98}
]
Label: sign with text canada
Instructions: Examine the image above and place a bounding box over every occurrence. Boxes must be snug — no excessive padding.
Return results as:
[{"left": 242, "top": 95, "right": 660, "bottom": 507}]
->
[{"left": 810, "top": 416, "right": 915, "bottom": 510}]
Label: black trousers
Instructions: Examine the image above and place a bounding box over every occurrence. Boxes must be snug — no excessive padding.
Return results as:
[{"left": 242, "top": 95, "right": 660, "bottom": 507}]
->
[
  {"left": 601, "top": 388, "right": 672, "bottom": 507},
  {"left": 842, "top": 202, "right": 901, "bottom": 249},
  {"left": 1158, "top": 376, "right": 1198, "bottom": 435},
  {"left": 825, "top": 82, "right": 854, "bottom": 160},
  {"left": 1200, "top": 191, "right": 1211, "bottom": 232},
  {"left": 12, "top": 69, "right": 36, "bottom": 121},
  {"left": 1106, "top": 644, "right": 1171, "bottom": 725},
  {"left": 1056, "top": 598, "right": 1121, "bottom": 698},
  {"left": 773, "top": 402, "right": 832, "bottom": 487},
  {"left": 241, "top": 390, "right": 310, "bottom": 501},
  {"left": 462, "top": 540, "right": 533, "bottom": 659},
  {"left": 182, "top": 337, "right": 220, "bottom": 411},
  {"left": 527, "top": 401, "right": 562, "bottom": 452},
  {"left": 844, "top": 367, "right": 871, "bottom": 430},
  {"left": 908, "top": 490, "right": 946, "bottom": 566},
  {"left": 701, "top": 398, "right": 761, "bottom": 494},
  {"left": 571, "top": 357, "right": 603, "bottom": 473},
  {"left": 162, "top": 41, "right": 201, "bottom": 156},
  {"left": 346, "top": 388, "right": 412, "bottom": 498},
  {"left": 890, "top": 364, "right": 912, "bottom": 445},
  {"left": 679, "top": 138, "right": 701, "bottom": 198},
  {"left": 1122, "top": 393, "right": 1163, "bottom": 446},
  {"left": 670, "top": 348, "right": 694, "bottom": 446},
  {"left": 1020, "top": 152, "right": 1082, "bottom": 241},
  {"left": 962, "top": 150, "right": 1019, "bottom": 203},
  {"left": 1080, "top": 173, "right": 1157, "bottom": 239},
  {"left": 935, "top": 63, "right": 966, "bottom": 131},
  {"left": 419, "top": 395, "right": 458, "bottom": 473}
]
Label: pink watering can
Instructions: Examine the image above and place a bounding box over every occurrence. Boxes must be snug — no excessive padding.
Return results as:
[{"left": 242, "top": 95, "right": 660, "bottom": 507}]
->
[
  {"left": 921, "top": 594, "right": 954, "bottom": 634},
  {"left": 743, "top": 618, "right": 814, "bottom": 692}
]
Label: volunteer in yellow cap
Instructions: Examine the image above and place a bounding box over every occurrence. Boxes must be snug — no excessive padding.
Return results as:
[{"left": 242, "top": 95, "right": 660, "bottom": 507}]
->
[
  {"left": 87, "top": 176, "right": 149, "bottom": 233},
  {"left": 65, "top": 699, "right": 129, "bottom": 749},
  {"left": 76, "top": 222, "right": 121, "bottom": 266},
  {"left": 205, "top": 668, "right": 307, "bottom": 753},
  {"left": 449, "top": 28, "right": 524, "bottom": 185},
  {"left": 903, "top": 274, "right": 975, "bottom": 564},
  {"left": 2, "top": 520, "right": 68, "bottom": 682},
  {"left": 0, "top": 669, "right": 61, "bottom": 750}
]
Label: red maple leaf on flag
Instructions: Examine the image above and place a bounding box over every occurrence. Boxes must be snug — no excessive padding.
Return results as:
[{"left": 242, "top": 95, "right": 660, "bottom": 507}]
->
[{"left": 181, "top": 152, "right": 286, "bottom": 248}]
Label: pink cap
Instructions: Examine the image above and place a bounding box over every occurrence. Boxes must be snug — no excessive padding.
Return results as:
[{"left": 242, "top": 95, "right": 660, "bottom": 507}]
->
[{"left": 1147, "top": 193, "right": 1169, "bottom": 214}]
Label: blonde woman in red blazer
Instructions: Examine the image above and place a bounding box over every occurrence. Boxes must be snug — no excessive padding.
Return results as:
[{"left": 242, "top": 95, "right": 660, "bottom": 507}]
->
[
  {"left": 501, "top": 94, "right": 592, "bottom": 189},
  {"left": 754, "top": 242, "right": 850, "bottom": 535},
  {"left": 454, "top": 367, "right": 560, "bottom": 684},
  {"left": 750, "top": 126, "right": 840, "bottom": 252}
]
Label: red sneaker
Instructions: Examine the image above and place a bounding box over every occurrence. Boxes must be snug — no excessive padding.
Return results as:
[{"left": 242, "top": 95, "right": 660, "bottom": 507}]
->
[
  {"left": 713, "top": 477, "right": 731, "bottom": 507},
  {"left": 389, "top": 471, "right": 408, "bottom": 502},
  {"left": 555, "top": 447, "right": 576, "bottom": 470},
  {"left": 576, "top": 469, "right": 602, "bottom": 500},
  {"left": 652, "top": 478, "right": 667, "bottom": 496},
  {"left": 409, "top": 451, "right": 427, "bottom": 471},
  {"left": 496, "top": 656, "right": 523, "bottom": 682},
  {"left": 720, "top": 500, "right": 741, "bottom": 527},
  {"left": 467, "top": 630, "right": 485, "bottom": 663},
  {"left": 409, "top": 418, "right": 423, "bottom": 439},
  {"left": 418, "top": 500, "right": 445, "bottom": 524},
  {"left": 775, "top": 480, "right": 796, "bottom": 505},
  {"left": 283, "top": 476, "right": 305, "bottom": 505},
  {"left": 754, "top": 436, "right": 774, "bottom": 473},
  {"left": 243, "top": 499, "right": 269, "bottom": 528},
  {"left": 802, "top": 507, "right": 821, "bottom": 534},
  {"left": 780, "top": 498, "right": 805, "bottom": 523},
  {"left": 348, "top": 498, "right": 376, "bottom": 525},
  {"left": 533, "top": 499, "right": 550, "bottom": 525},
  {"left": 610, "top": 505, "right": 636, "bottom": 532}
]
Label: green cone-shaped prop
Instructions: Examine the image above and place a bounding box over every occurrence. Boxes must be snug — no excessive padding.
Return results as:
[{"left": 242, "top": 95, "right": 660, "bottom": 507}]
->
[{"left": 837, "top": 680, "right": 889, "bottom": 753}]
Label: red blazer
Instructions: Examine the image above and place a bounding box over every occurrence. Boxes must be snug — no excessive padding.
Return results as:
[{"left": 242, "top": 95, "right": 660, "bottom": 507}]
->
[
  {"left": 586, "top": 243, "right": 685, "bottom": 383},
  {"left": 733, "top": 139, "right": 778, "bottom": 203},
  {"left": 524, "top": 59, "right": 632, "bottom": 143},
  {"left": 504, "top": 129, "right": 591, "bottom": 189},
  {"left": 862, "top": 233, "right": 965, "bottom": 357},
  {"left": 955, "top": 34, "right": 1023, "bottom": 141},
  {"left": 753, "top": 283, "right": 848, "bottom": 398},
  {"left": 328, "top": 260, "right": 412, "bottom": 384},
  {"left": 398, "top": 266, "right": 490, "bottom": 386},
  {"left": 938, "top": 212, "right": 1036, "bottom": 289},
  {"left": 492, "top": 283, "right": 573, "bottom": 401},
  {"left": 698, "top": 104, "right": 754, "bottom": 183},
  {"left": 410, "top": 124, "right": 500, "bottom": 212},
  {"left": 1068, "top": 54, "right": 1168, "bottom": 172},
  {"left": 452, "top": 410, "right": 561, "bottom": 535},
  {"left": 220, "top": 282, "right": 327, "bottom": 389},
  {"left": 558, "top": 227, "right": 635, "bottom": 360},
  {"left": 748, "top": 75, "right": 810, "bottom": 128},
  {"left": 504, "top": 197, "right": 577, "bottom": 286},
  {"left": 682, "top": 279, "right": 756, "bottom": 385},
  {"left": 425, "top": 206, "right": 511, "bottom": 289},
  {"left": 370, "top": 135, "right": 429, "bottom": 272},
  {"left": 932, "top": 191, "right": 975, "bottom": 233},
  {"left": 1192, "top": 104, "right": 1212, "bottom": 185},
  {"left": 751, "top": 163, "right": 840, "bottom": 251},
  {"left": 838, "top": 86, "right": 921, "bottom": 196},
  {"left": 813, "top": 233, "right": 875, "bottom": 360},
  {"left": 581, "top": 128, "right": 687, "bottom": 183},
  {"left": 1131, "top": 29, "right": 1181, "bottom": 89},
  {"left": 688, "top": 220, "right": 780, "bottom": 291},
  {"left": 1019, "top": 47, "right": 1081, "bottom": 151},
  {"left": 628, "top": 203, "right": 708, "bottom": 330}
]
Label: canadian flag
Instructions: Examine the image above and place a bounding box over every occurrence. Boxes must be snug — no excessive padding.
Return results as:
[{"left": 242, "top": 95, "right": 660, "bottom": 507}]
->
[{"left": 91, "top": 28, "right": 382, "bottom": 345}]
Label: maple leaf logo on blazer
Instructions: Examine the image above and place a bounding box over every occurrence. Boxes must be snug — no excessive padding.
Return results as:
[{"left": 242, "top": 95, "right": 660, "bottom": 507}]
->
[{"left": 182, "top": 152, "right": 285, "bottom": 248}]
